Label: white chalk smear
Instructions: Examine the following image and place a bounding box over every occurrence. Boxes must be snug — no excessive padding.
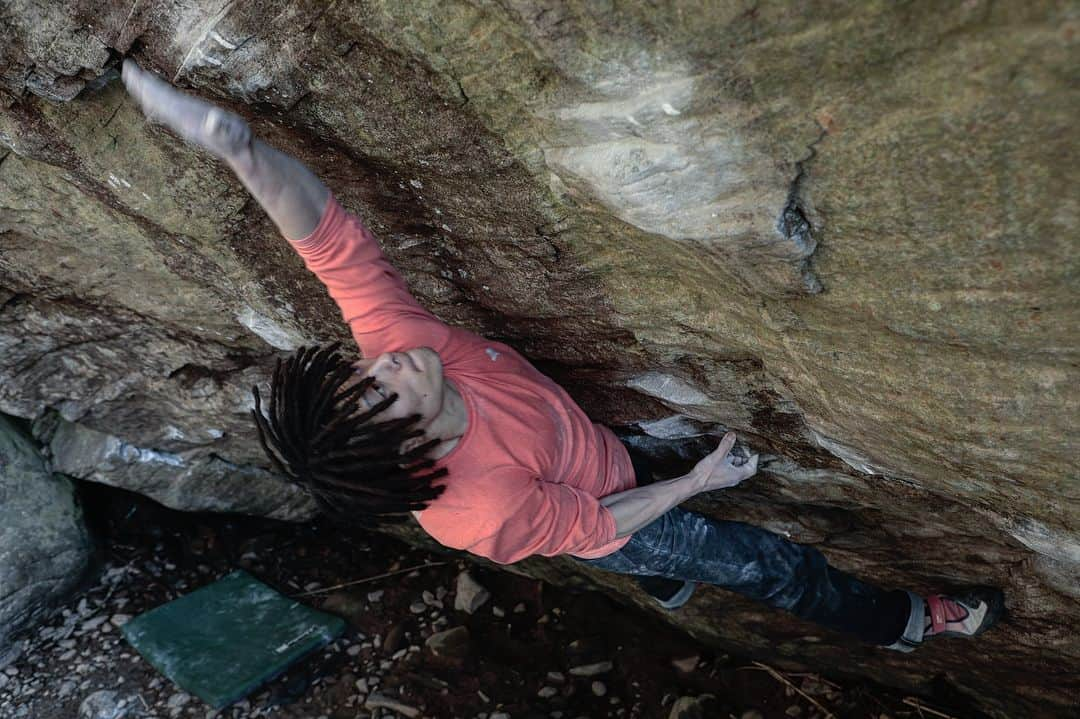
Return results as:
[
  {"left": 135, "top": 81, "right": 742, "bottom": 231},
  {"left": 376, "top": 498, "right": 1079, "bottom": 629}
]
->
[{"left": 210, "top": 30, "right": 237, "bottom": 50}]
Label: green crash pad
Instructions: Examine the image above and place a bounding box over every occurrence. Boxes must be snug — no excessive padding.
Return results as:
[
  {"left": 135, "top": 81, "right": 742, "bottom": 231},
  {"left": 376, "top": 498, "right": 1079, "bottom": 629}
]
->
[{"left": 121, "top": 569, "right": 345, "bottom": 709}]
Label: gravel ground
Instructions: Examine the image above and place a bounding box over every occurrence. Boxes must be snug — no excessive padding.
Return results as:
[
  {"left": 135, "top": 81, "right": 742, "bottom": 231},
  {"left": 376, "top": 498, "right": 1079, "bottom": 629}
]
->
[{"left": 0, "top": 483, "right": 985, "bottom": 719}]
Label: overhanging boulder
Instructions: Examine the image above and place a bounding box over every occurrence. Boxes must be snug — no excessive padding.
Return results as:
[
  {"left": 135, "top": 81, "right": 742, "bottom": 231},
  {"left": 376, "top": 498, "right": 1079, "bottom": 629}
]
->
[{"left": 0, "top": 2, "right": 1077, "bottom": 716}]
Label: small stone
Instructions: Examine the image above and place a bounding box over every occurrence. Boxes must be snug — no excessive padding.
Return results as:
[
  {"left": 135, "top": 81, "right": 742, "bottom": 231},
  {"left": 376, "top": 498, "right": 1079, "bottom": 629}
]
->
[
  {"left": 365, "top": 692, "right": 420, "bottom": 718},
  {"left": 384, "top": 624, "right": 405, "bottom": 654},
  {"left": 80, "top": 616, "right": 107, "bottom": 632},
  {"left": 592, "top": 681, "right": 607, "bottom": 697},
  {"left": 492, "top": 606, "right": 506, "bottom": 618},
  {"left": 671, "top": 655, "right": 699, "bottom": 673},
  {"left": 425, "top": 626, "right": 470, "bottom": 658},
  {"left": 78, "top": 689, "right": 130, "bottom": 719},
  {"left": 568, "top": 661, "right": 613, "bottom": 677},
  {"left": 347, "top": 645, "right": 362, "bottom": 656},
  {"left": 166, "top": 691, "right": 191, "bottom": 710},
  {"left": 109, "top": 615, "right": 132, "bottom": 627},
  {"left": 785, "top": 706, "right": 802, "bottom": 717},
  {"left": 538, "top": 686, "right": 558, "bottom": 699},
  {"left": 513, "top": 602, "right": 526, "bottom": 614},
  {"left": 354, "top": 678, "right": 369, "bottom": 694},
  {"left": 409, "top": 601, "right": 427, "bottom": 614},
  {"left": 367, "top": 590, "right": 384, "bottom": 603},
  {"left": 546, "top": 671, "right": 566, "bottom": 684},
  {"left": 667, "top": 694, "right": 718, "bottom": 719},
  {"left": 740, "top": 712, "right": 764, "bottom": 719},
  {"left": 422, "top": 590, "right": 436, "bottom": 605},
  {"left": 453, "top": 571, "right": 490, "bottom": 614}
]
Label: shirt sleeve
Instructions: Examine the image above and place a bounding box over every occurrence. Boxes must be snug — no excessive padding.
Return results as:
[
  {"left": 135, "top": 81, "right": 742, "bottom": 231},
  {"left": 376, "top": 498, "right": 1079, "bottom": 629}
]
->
[
  {"left": 422, "top": 467, "right": 619, "bottom": 565},
  {"left": 287, "top": 192, "right": 451, "bottom": 358}
]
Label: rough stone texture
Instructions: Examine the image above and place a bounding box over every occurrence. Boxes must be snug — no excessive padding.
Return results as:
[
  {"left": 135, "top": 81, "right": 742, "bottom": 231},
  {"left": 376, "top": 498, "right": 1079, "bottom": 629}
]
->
[
  {"left": 0, "top": 415, "right": 93, "bottom": 650},
  {"left": 0, "top": 2, "right": 1077, "bottom": 716}
]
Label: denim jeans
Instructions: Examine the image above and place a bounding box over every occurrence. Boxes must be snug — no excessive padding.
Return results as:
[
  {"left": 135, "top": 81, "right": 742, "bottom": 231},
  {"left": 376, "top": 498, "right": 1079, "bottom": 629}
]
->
[{"left": 576, "top": 448, "right": 912, "bottom": 646}]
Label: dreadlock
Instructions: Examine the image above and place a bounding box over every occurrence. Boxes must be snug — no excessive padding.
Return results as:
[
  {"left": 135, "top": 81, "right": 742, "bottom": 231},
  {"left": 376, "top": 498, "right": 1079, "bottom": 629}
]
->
[{"left": 250, "top": 342, "right": 447, "bottom": 527}]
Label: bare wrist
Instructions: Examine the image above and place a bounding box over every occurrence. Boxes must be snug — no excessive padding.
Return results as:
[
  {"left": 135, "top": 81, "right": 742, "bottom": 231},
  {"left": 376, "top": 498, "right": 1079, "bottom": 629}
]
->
[{"left": 679, "top": 470, "right": 708, "bottom": 498}]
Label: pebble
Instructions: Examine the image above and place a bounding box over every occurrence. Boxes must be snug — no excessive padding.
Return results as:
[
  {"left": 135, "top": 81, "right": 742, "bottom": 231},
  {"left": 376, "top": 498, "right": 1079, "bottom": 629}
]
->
[
  {"left": 347, "top": 645, "right": 362, "bottom": 656},
  {"left": 365, "top": 692, "right": 420, "bottom": 718},
  {"left": 425, "top": 626, "right": 471, "bottom": 658},
  {"left": 166, "top": 691, "right": 191, "bottom": 711},
  {"left": 538, "top": 686, "right": 558, "bottom": 699},
  {"left": 367, "top": 590, "right": 384, "bottom": 603},
  {"left": 492, "top": 606, "right": 506, "bottom": 618},
  {"left": 513, "top": 602, "right": 526, "bottom": 614},
  {"left": 671, "top": 655, "right": 699, "bottom": 673},
  {"left": 409, "top": 601, "right": 427, "bottom": 614},
  {"left": 454, "top": 571, "right": 491, "bottom": 614},
  {"left": 569, "top": 661, "right": 613, "bottom": 677},
  {"left": 78, "top": 689, "right": 129, "bottom": 719},
  {"left": 546, "top": 671, "right": 566, "bottom": 684},
  {"left": 80, "top": 616, "right": 108, "bottom": 632},
  {"left": 592, "top": 681, "right": 607, "bottom": 697}
]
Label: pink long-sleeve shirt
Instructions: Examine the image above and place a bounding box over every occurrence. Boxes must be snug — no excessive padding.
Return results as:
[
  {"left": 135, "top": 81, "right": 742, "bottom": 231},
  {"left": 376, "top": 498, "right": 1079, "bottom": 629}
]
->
[{"left": 287, "top": 193, "right": 635, "bottom": 564}]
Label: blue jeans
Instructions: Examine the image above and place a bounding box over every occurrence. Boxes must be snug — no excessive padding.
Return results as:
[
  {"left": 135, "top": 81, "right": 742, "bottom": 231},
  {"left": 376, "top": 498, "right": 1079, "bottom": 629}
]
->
[{"left": 576, "top": 449, "right": 912, "bottom": 646}]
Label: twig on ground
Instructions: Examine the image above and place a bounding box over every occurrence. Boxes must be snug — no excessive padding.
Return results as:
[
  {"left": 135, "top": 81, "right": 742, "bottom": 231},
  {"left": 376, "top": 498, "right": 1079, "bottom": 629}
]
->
[
  {"left": 292, "top": 562, "right": 448, "bottom": 597},
  {"left": 784, "top": 671, "right": 842, "bottom": 689},
  {"left": 739, "top": 661, "right": 836, "bottom": 719},
  {"left": 903, "top": 697, "right": 959, "bottom": 719}
]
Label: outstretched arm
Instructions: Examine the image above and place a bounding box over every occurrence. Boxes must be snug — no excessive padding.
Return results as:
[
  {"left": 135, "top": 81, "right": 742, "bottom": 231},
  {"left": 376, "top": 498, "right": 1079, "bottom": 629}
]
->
[
  {"left": 122, "top": 59, "right": 449, "bottom": 357},
  {"left": 601, "top": 432, "right": 759, "bottom": 538},
  {"left": 121, "top": 58, "right": 328, "bottom": 241}
]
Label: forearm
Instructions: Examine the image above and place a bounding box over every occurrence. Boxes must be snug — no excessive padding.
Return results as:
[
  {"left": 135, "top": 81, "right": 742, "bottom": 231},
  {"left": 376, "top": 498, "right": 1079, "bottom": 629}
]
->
[
  {"left": 226, "top": 137, "right": 330, "bottom": 242},
  {"left": 600, "top": 473, "right": 705, "bottom": 539}
]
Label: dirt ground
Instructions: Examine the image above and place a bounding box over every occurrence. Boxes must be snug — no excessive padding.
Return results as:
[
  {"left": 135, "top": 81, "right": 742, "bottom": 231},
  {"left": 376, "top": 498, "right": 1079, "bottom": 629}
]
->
[{"left": 0, "top": 483, "right": 987, "bottom": 719}]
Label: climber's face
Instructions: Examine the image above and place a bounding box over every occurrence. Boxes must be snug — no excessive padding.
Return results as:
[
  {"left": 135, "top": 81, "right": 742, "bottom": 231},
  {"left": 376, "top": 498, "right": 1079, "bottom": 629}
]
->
[{"left": 345, "top": 347, "right": 446, "bottom": 427}]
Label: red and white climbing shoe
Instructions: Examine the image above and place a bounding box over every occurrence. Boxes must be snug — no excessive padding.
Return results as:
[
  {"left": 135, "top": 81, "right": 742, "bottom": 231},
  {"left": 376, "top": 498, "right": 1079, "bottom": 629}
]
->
[{"left": 886, "top": 587, "right": 1004, "bottom": 652}]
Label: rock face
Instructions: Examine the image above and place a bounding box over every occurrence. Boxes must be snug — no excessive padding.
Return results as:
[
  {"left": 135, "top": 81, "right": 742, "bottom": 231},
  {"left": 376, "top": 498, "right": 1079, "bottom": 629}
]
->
[
  {"left": 0, "top": 415, "right": 93, "bottom": 652},
  {"left": 0, "top": 2, "right": 1076, "bottom": 716}
]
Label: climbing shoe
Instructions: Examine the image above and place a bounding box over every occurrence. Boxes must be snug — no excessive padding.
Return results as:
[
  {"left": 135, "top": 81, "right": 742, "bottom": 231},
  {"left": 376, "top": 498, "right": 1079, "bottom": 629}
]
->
[
  {"left": 885, "top": 586, "right": 1004, "bottom": 652},
  {"left": 635, "top": 575, "right": 697, "bottom": 610}
]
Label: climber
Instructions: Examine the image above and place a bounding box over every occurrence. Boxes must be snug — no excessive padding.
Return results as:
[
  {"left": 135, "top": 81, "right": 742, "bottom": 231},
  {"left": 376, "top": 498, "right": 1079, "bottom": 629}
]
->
[{"left": 120, "top": 58, "right": 1003, "bottom": 652}]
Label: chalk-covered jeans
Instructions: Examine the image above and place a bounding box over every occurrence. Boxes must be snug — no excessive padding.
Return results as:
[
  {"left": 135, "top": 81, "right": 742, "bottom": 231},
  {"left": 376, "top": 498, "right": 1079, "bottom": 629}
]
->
[{"left": 575, "top": 451, "right": 914, "bottom": 646}]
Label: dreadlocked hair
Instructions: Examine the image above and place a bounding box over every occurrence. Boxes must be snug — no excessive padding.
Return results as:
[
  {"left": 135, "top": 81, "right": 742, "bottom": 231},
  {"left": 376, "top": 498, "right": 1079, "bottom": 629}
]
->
[{"left": 250, "top": 342, "right": 447, "bottom": 528}]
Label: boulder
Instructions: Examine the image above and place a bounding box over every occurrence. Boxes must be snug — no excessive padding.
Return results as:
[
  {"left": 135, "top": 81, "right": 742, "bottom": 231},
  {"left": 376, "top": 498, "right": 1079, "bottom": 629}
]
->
[{"left": 0, "top": 415, "right": 93, "bottom": 654}]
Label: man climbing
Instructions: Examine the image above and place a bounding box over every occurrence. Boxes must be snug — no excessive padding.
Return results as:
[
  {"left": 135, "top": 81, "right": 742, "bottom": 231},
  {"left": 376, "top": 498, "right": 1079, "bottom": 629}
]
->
[{"left": 120, "top": 59, "right": 1003, "bottom": 652}]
